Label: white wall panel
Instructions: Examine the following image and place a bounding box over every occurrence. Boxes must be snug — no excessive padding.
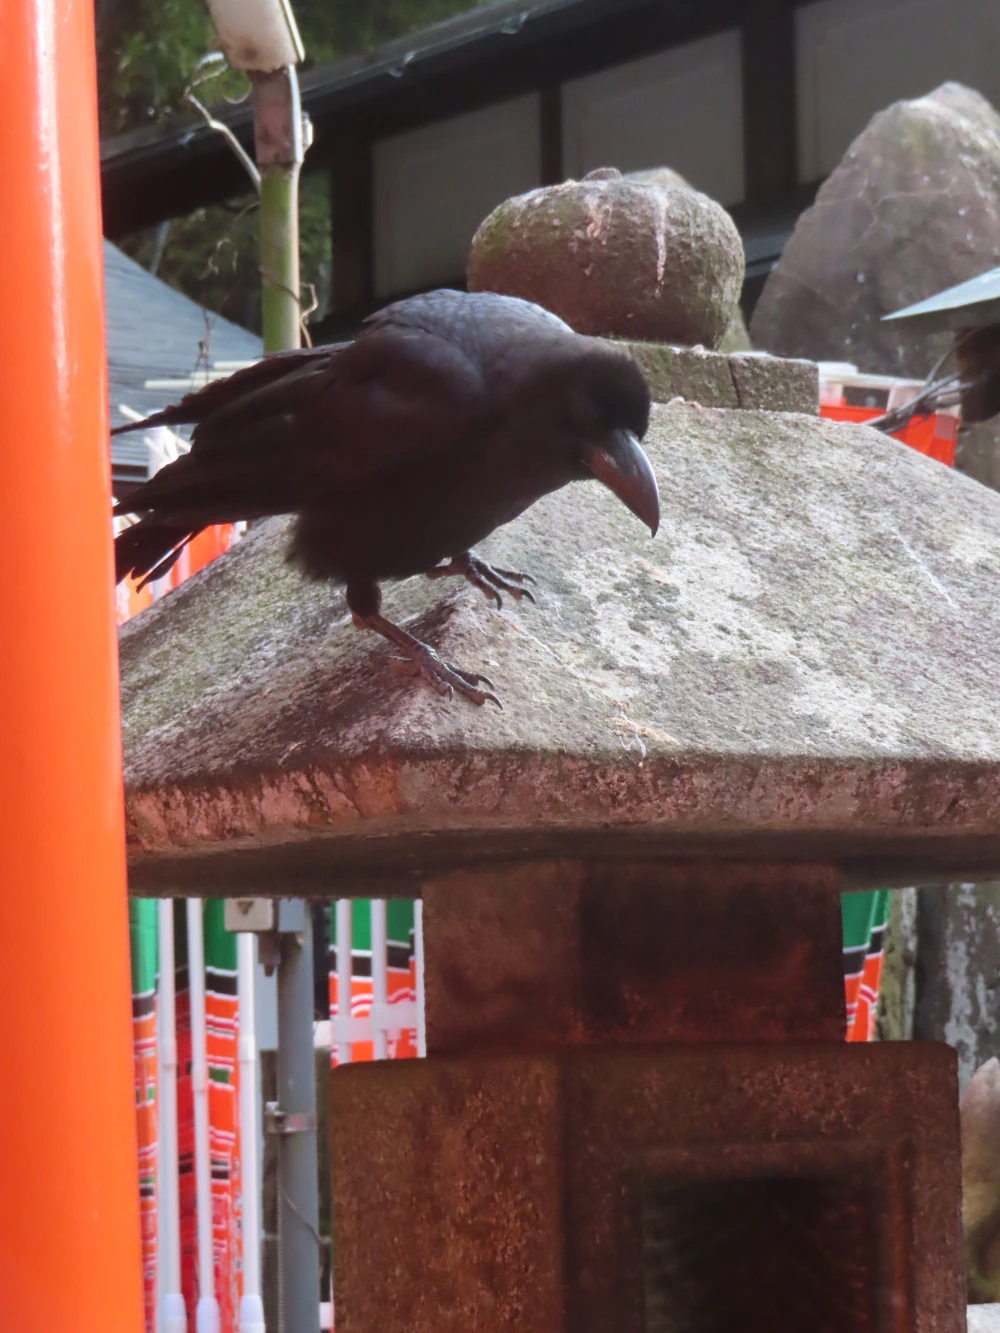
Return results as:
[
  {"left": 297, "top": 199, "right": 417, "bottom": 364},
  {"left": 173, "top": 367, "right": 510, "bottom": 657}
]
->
[
  {"left": 561, "top": 30, "right": 745, "bottom": 205},
  {"left": 797, "top": 0, "right": 1000, "bottom": 180},
  {"left": 374, "top": 94, "right": 540, "bottom": 297}
]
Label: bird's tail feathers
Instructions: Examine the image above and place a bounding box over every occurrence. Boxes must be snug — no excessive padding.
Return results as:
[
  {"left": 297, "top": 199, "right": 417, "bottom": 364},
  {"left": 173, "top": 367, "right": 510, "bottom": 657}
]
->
[{"left": 115, "top": 517, "right": 195, "bottom": 588}]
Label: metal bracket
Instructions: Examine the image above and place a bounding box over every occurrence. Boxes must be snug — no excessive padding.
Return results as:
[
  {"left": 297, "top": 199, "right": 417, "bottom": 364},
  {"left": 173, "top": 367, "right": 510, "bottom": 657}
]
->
[
  {"left": 265, "top": 1102, "right": 317, "bottom": 1136},
  {"left": 224, "top": 897, "right": 306, "bottom": 975}
]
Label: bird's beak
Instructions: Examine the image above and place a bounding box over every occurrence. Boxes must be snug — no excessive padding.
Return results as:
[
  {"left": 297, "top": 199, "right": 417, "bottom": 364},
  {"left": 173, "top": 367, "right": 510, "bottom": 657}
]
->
[{"left": 582, "top": 429, "right": 660, "bottom": 536}]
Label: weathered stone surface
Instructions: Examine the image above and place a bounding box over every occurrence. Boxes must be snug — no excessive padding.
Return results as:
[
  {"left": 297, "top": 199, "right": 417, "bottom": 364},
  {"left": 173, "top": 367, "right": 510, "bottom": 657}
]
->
[
  {"left": 330, "top": 1042, "right": 964, "bottom": 1333},
  {"left": 957, "top": 421, "right": 1000, "bottom": 492},
  {"left": 627, "top": 166, "right": 755, "bottom": 355},
  {"left": 330, "top": 1057, "right": 563, "bottom": 1333},
  {"left": 119, "top": 405, "right": 1000, "bottom": 893},
  {"left": 915, "top": 884, "right": 1000, "bottom": 1090},
  {"left": 422, "top": 861, "right": 845, "bottom": 1052},
  {"left": 617, "top": 340, "right": 817, "bottom": 412},
  {"left": 728, "top": 349, "right": 817, "bottom": 411},
  {"left": 468, "top": 167, "right": 744, "bottom": 347},
  {"left": 961, "top": 1059, "right": 1000, "bottom": 1301},
  {"left": 718, "top": 304, "right": 753, "bottom": 353},
  {"left": 751, "top": 84, "right": 1000, "bottom": 380}
]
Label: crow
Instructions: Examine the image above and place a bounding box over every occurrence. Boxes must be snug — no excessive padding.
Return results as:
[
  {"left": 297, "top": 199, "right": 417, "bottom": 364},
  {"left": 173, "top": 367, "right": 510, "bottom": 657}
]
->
[{"left": 113, "top": 289, "right": 659, "bottom": 707}]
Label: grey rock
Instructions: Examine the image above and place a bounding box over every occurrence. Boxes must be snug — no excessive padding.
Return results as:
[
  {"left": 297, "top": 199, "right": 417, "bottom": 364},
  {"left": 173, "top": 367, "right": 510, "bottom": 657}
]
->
[
  {"left": 119, "top": 404, "right": 1000, "bottom": 893},
  {"left": 467, "top": 168, "right": 745, "bottom": 348},
  {"left": 957, "top": 421, "right": 1000, "bottom": 491},
  {"left": 718, "top": 306, "right": 753, "bottom": 353},
  {"left": 751, "top": 83, "right": 1000, "bottom": 380},
  {"left": 627, "top": 168, "right": 755, "bottom": 353},
  {"left": 916, "top": 884, "right": 1000, "bottom": 1091}
]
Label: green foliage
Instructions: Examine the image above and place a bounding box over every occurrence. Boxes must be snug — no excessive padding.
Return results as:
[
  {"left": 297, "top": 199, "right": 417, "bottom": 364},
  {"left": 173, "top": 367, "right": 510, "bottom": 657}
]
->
[
  {"left": 120, "top": 173, "right": 332, "bottom": 340},
  {"left": 100, "top": 0, "right": 483, "bottom": 333},
  {"left": 97, "top": 0, "right": 247, "bottom": 136},
  {"left": 297, "top": 0, "right": 492, "bottom": 65}
]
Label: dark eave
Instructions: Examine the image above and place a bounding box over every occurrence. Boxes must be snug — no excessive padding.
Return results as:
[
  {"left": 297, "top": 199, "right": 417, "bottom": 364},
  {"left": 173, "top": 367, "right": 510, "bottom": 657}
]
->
[{"left": 101, "top": 0, "right": 758, "bottom": 237}]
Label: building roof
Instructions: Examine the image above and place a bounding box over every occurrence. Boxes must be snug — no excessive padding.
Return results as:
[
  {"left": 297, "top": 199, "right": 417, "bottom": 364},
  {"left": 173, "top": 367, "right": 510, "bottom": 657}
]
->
[
  {"left": 884, "top": 264, "right": 1000, "bottom": 334},
  {"left": 105, "top": 240, "right": 260, "bottom": 479},
  {"left": 100, "top": 0, "right": 740, "bottom": 237}
]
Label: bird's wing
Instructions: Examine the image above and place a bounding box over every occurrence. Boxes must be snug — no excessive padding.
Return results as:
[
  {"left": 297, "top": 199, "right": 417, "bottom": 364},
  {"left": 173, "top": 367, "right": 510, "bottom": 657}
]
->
[
  {"left": 110, "top": 345, "right": 337, "bottom": 435},
  {"left": 116, "top": 320, "right": 490, "bottom": 517}
]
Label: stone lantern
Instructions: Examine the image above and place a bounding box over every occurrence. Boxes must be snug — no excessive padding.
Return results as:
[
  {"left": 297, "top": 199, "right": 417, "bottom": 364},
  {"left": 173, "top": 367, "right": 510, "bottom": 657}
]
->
[{"left": 120, "top": 172, "right": 1000, "bottom": 1332}]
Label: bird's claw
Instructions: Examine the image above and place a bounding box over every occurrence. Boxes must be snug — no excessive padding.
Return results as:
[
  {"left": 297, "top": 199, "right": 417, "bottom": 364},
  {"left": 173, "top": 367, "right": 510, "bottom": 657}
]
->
[
  {"left": 426, "top": 554, "right": 537, "bottom": 611},
  {"left": 390, "top": 647, "right": 502, "bottom": 709},
  {"left": 467, "top": 559, "right": 536, "bottom": 610}
]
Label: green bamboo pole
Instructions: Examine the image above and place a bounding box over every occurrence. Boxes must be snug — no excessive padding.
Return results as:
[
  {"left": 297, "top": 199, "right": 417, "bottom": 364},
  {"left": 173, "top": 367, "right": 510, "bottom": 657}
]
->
[
  {"left": 250, "top": 63, "right": 319, "bottom": 1333},
  {"left": 260, "top": 158, "right": 302, "bottom": 354}
]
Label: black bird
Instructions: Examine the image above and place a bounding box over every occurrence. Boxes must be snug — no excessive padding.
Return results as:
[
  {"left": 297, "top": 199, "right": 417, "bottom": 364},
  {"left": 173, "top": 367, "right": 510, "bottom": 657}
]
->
[{"left": 113, "top": 289, "right": 659, "bottom": 707}]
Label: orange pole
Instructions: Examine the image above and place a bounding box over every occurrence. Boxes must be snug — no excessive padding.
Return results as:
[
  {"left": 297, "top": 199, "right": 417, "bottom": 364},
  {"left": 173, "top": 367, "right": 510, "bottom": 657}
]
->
[{"left": 0, "top": 0, "right": 143, "bottom": 1329}]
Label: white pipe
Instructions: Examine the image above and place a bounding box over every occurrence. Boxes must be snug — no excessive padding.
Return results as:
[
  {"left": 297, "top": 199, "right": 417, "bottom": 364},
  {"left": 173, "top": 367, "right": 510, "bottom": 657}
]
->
[
  {"left": 157, "top": 899, "right": 187, "bottom": 1333},
  {"left": 237, "top": 932, "right": 266, "bottom": 1333},
  {"left": 371, "top": 900, "right": 388, "bottom": 1060},
  {"left": 414, "top": 898, "right": 427, "bottom": 1059},
  {"left": 335, "top": 900, "right": 352, "bottom": 1066},
  {"left": 186, "top": 899, "right": 221, "bottom": 1333}
]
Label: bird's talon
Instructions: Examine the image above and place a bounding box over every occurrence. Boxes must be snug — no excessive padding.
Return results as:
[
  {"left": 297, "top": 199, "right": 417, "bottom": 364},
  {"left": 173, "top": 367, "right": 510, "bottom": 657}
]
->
[
  {"left": 397, "top": 643, "right": 502, "bottom": 707},
  {"left": 493, "top": 567, "right": 537, "bottom": 586}
]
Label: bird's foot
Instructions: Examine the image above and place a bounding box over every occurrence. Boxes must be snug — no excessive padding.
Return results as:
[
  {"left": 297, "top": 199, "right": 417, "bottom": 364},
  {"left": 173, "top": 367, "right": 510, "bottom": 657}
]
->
[
  {"left": 426, "top": 552, "right": 536, "bottom": 611},
  {"left": 390, "top": 644, "right": 501, "bottom": 709}
]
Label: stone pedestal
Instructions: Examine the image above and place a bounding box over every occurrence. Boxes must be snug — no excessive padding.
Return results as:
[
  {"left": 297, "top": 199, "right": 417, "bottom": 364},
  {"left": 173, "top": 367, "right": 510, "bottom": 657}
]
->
[
  {"left": 420, "top": 861, "right": 845, "bottom": 1050},
  {"left": 330, "top": 862, "right": 964, "bottom": 1332},
  {"left": 117, "top": 333, "right": 1000, "bottom": 1333}
]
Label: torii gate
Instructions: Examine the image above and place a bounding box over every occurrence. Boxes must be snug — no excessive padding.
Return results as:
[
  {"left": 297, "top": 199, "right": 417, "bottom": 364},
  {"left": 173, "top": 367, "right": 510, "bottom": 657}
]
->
[{"left": 0, "top": 0, "right": 143, "bottom": 1328}]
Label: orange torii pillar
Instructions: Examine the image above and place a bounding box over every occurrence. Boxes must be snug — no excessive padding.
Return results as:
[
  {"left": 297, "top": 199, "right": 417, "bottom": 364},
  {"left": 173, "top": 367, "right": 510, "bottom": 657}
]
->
[{"left": 0, "top": 0, "right": 143, "bottom": 1329}]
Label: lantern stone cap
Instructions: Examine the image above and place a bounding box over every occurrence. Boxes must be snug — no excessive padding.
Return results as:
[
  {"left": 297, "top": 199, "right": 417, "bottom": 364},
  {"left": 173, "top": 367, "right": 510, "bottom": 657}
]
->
[{"left": 120, "top": 404, "right": 1000, "bottom": 895}]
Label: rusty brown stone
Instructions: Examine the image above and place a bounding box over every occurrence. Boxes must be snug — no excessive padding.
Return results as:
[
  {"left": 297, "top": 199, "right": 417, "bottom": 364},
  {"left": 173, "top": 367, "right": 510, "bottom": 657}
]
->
[
  {"left": 961, "top": 1059, "right": 1000, "bottom": 1301},
  {"left": 422, "top": 860, "right": 846, "bottom": 1054},
  {"left": 467, "top": 167, "right": 745, "bottom": 347},
  {"left": 330, "top": 1057, "right": 563, "bottom": 1333},
  {"left": 330, "top": 1042, "right": 964, "bottom": 1333}
]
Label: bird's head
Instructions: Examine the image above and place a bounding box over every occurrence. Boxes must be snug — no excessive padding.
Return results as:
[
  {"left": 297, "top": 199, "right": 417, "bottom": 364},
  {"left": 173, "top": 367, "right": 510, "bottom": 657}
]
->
[{"left": 557, "top": 348, "right": 659, "bottom": 536}]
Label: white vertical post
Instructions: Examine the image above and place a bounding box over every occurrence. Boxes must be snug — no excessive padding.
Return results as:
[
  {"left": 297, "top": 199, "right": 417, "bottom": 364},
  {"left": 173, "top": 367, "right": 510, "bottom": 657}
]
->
[
  {"left": 157, "top": 899, "right": 187, "bottom": 1333},
  {"left": 414, "top": 898, "right": 427, "bottom": 1059},
  {"left": 335, "top": 899, "right": 352, "bottom": 1066},
  {"left": 186, "top": 898, "right": 221, "bottom": 1333},
  {"left": 237, "top": 932, "right": 265, "bottom": 1333},
  {"left": 370, "top": 899, "right": 388, "bottom": 1060}
]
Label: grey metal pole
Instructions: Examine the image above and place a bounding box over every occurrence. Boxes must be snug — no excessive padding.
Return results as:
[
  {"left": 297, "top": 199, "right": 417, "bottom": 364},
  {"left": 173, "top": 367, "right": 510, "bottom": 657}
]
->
[{"left": 275, "top": 904, "right": 321, "bottom": 1333}]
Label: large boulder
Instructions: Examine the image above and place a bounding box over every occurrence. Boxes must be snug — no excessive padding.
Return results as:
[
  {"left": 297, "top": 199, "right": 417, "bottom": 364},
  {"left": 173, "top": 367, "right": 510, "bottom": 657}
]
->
[
  {"left": 751, "top": 83, "right": 1000, "bottom": 379},
  {"left": 467, "top": 167, "right": 744, "bottom": 348}
]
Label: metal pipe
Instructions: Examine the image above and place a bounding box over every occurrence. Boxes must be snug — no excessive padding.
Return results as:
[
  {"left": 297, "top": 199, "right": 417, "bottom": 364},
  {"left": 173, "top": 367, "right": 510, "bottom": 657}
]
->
[
  {"left": 157, "top": 901, "right": 187, "bottom": 1333},
  {"left": 237, "top": 932, "right": 266, "bottom": 1333},
  {"left": 276, "top": 908, "right": 322, "bottom": 1333},
  {"left": 335, "top": 899, "right": 353, "bottom": 1066},
  {"left": 0, "top": 0, "right": 143, "bottom": 1325},
  {"left": 371, "top": 899, "right": 388, "bottom": 1060},
  {"left": 187, "top": 899, "right": 221, "bottom": 1333},
  {"left": 414, "top": 899, "right": 427, "bottom": 1059}
]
